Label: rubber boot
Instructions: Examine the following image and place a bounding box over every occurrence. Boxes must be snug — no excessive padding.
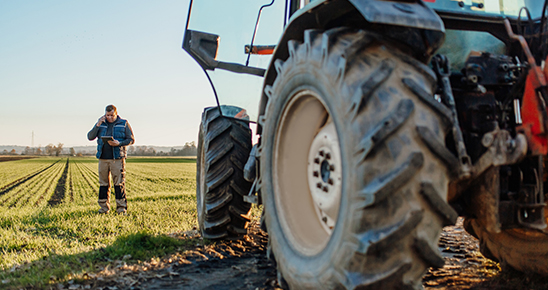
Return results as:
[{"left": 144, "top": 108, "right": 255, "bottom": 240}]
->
[
  {"left": 98, "top": 186, "right": 110, "bottom": 214},
  {"left": 114, "top": 185, "right": 127, "bottom": 214}
]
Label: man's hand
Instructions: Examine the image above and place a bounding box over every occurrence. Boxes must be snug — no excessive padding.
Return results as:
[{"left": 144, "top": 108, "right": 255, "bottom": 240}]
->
[
  {"left": 96, "top": 116, "right": 106, "bottom": 127},
  {"left": 108, "top": 140, "right": 120, "bottom": 147}
]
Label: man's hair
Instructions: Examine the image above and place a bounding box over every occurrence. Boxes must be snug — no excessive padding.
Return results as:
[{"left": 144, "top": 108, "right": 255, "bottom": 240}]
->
[{"left": 105, "top": 105, "right": 117, "bottom": 114}]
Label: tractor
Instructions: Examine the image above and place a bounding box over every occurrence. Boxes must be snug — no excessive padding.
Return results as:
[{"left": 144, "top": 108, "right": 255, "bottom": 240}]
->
[{"left": 183, "top": 0, "right": 548, "bottom": 288}]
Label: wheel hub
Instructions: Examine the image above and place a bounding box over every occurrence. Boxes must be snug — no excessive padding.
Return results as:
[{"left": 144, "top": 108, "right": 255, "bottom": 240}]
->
[{"left": 307, "top": 122, "right": 342, "bottom": 233}]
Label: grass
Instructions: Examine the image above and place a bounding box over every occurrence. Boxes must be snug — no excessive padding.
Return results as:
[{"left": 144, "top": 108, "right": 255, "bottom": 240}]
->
[
  {"left": 0, "top": 157, "right": 60, "bottom": 189},
  {"left": 0, "top": 156, "right": 216, "bottom": 289}
]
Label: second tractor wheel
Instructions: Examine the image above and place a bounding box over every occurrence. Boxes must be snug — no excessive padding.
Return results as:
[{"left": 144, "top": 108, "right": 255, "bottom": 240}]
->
[
  {"left": 196, "top": 106, "right": 252, "bottom": 239},
  {"left": 465, "top": 213, "right": 548, "bottom": 275},
  {"left": 260, "top": 28, "right": 458, "bottom": 289}
]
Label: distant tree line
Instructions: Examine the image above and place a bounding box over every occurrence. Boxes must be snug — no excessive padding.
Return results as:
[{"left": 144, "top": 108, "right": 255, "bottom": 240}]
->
[
  {"left": 1, "top": 149, "right": 18, "bottom": 155},
  {"left": 5, "top": 142, "right": 198, "bottom": 157},
  {"left": 128, "top": 142, "right": 197, "bottom": 156},
  {"left": 44, "top": 143, "right": 64, "bottom": 156},
  {"left": 19, "top": 143, "right": 88, "bottom": 156}
]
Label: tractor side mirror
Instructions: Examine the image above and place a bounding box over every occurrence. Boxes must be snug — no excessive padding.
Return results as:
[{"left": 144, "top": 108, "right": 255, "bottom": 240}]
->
[
  {"left": 183, "top": 29, "right": 266, "bottom": 77},
  {"left": 183, "top": 30, "right": 220, "bottom": 71}
]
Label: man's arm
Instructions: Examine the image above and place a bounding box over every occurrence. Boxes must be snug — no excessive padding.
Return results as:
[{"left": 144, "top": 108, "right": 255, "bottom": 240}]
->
[
  {"left": 88, "top": 116, "right": 106, "bottom": 141},
  {"left": 119, "top": 122, "right": 135, "bottom": 146},
  {"left": 88, "top": 125, "right": 99, "bottom": 141}
]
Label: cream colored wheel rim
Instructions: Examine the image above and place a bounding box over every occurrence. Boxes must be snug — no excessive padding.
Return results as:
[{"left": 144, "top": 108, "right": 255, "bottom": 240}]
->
[{"left": 273, "top": 89, "right": 342, "bottom": 256}]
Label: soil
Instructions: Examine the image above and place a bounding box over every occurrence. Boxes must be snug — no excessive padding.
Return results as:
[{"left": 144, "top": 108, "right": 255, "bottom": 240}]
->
[
  {"left": 0, "top": 156, "right": 35, "bottom": 162},
  {"left": 60, "top": 219, "right": 548, "bottom": 290},
  {"left": 47, "top": 159, "right": 69, "bottom": 206}
]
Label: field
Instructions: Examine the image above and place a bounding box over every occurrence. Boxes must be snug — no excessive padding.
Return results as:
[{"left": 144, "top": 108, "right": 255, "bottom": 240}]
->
[
  {"left": 3, "top": 157, "right": 548, "bottom": 289},
  {"left": 0, "top": 156, "right": 220, "bottom": 289}
]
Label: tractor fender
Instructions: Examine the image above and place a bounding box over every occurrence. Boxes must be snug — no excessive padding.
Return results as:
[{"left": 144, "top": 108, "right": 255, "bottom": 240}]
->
[
  {"left": 348, "top": 0, "right": 444, "bottom": 31},
  {"left": 257, "top": 0, "right": 445, "bottom": 130}
]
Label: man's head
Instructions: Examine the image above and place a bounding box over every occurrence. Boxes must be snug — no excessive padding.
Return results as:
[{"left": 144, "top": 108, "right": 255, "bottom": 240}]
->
[{"left": 105, "top": 105, "right": 118, "bottom": 123}]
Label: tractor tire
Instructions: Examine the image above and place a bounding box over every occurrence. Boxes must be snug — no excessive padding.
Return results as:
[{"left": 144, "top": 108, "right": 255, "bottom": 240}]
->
[
  {"left": 465, "top": 217, "right": 548, "bottom": 274},
  {"left": 196, "top": 106, "right": 252, "bottom": 239},
  {"left": 259, "top": 28, "right": 458, "bottom": 289}
]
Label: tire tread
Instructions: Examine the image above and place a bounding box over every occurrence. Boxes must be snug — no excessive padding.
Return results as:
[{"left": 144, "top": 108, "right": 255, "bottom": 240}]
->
[
  {"left": 197, "top": 107, "right": 253, "bottom": 239},
  {"left": 263, "top": 28, "right": 454, "bottom": 289}
]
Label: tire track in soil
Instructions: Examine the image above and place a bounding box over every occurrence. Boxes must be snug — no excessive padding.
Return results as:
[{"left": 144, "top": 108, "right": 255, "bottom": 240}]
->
[
  {"left": 48, "top": 158, "right": 70, "bottom": 206},
  {"left": 0, "top": 159, "right": 60, "bottom": 197},
  {"left": 72, "top": 222, "right": 280, "bottom": 290},
  {"left": 67, "top": 220, "right": 548, "bottom": 290},
  {"left": 424, "top": 218, "right": 500, "bottom": 289}
]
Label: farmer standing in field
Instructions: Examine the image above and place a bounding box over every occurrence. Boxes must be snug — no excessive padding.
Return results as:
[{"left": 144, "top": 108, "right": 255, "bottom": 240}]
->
[{"left": 87, "top": 104, "right": 134, "bottom": 214}]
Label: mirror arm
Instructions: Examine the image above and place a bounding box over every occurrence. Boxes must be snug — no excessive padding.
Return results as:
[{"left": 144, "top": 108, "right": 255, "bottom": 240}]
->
[{"left": 217, "top": 62, "right": 266, "bottom": 77}]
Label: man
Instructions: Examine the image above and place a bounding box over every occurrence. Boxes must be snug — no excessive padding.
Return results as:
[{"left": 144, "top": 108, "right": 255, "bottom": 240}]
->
[{"left": 88, "top": 105, "right": 134, "bottom": 214}]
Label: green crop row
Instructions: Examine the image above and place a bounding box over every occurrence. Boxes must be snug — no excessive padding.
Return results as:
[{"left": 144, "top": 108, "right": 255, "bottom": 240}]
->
[
  {"left": 0, "top": 160, "right": 65, "bottom": 209},
  {"left": 0, "top": 158, "right": 61, "bottom": 191},
  {"left": 0, "top": 156, "right": 207, "bottom": 289}
]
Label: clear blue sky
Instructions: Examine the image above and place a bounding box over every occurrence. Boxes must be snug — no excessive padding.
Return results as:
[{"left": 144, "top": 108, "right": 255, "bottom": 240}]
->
[{"left": 0, "top": 0, "right": 216, "bottom": 147}]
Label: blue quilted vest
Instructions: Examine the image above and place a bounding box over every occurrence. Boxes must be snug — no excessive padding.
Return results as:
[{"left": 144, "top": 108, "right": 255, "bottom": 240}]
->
[{"left": 95, "top": 118, "right": 128, "bottom": 159}]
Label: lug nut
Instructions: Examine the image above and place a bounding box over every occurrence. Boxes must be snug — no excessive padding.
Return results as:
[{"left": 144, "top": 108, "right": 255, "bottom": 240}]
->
[
  {"left": 313, "top": 171, "right": 319, "bottom": 177},
  {"left": 316, "top": 183, "right": 322, "bottom": 189},
  {"left": 326, "top": 153, "right": 331, "bottom": 160},
  {"left": 323, "top": 186, "right": 329, "bottom": 192},
  {"left": 329, "top": 165, "right": 335, "bottom": 171},
  {"left": 322, "top": 217, "right": 327, "bottom": 223},
  {"left": 328, "top": 178, "right": 334, "bottom": 185},
  {"left": 314, "top": 157, "right": 320, "bottom": 164},
  {"left": 319, "top": 150, "right": 325, "bottom": 157}
]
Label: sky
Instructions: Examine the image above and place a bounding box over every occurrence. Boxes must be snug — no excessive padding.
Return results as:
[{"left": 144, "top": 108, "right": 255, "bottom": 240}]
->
[
  {"left": 1, "top": 1, "right": 544, "bottom": 149},
  {"left": 0, "top": 0, "right": 217, "bottom": 147}
]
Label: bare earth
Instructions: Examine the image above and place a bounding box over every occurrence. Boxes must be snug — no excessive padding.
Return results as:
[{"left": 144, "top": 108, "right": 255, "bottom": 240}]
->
[
  {"left": 64, "top": 219, "right": 548, "bottom": 290},
  {"left": 0, "top": 156, "right": 35, "bottom": 162}
]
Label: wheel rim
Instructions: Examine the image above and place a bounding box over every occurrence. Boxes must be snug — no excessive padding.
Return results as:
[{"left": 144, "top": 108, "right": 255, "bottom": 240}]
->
[{"left": 273, "top": 89, "right": 342, "bottom": 256}]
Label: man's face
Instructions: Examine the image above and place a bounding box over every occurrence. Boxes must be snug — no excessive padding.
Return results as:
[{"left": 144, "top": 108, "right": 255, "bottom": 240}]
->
[{"left": 105, "top": 110, "right": 117, "bottom": 123}]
